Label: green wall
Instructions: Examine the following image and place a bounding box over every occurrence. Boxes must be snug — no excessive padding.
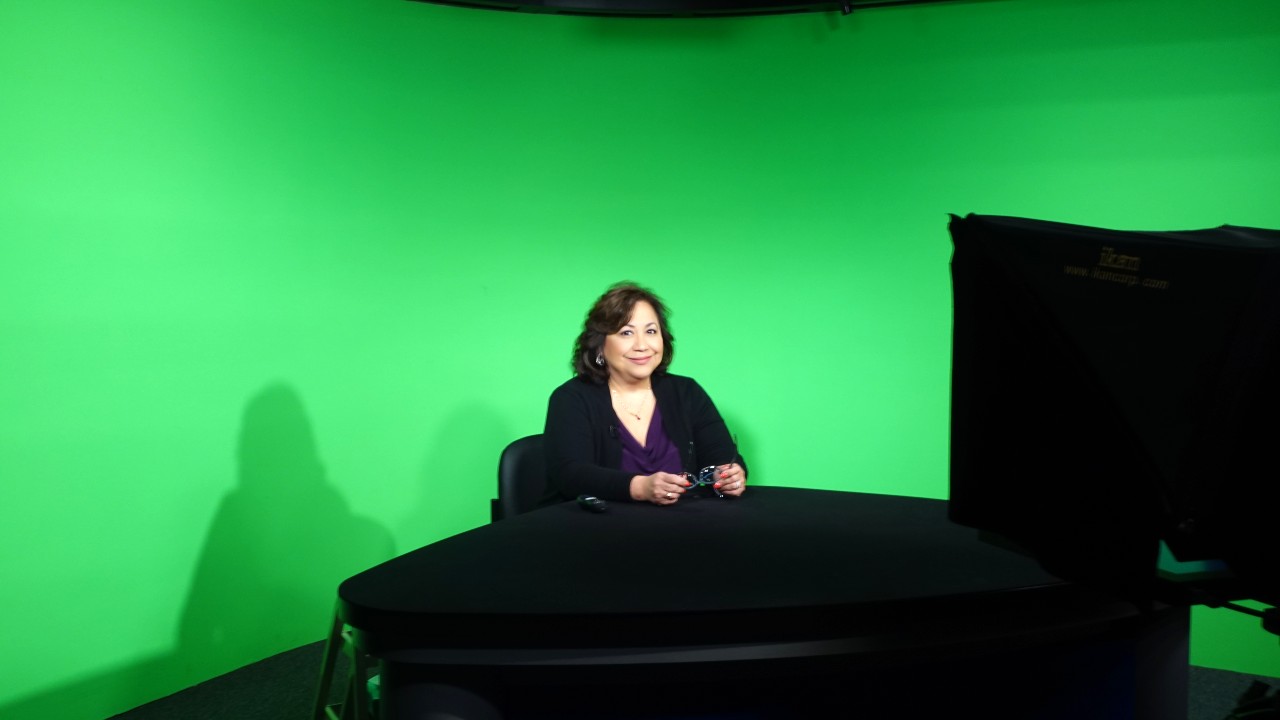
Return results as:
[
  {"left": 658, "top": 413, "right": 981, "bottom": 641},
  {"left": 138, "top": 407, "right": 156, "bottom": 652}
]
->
[{"left": 2, "top": 0, "right": 1279, "bottom": 716}]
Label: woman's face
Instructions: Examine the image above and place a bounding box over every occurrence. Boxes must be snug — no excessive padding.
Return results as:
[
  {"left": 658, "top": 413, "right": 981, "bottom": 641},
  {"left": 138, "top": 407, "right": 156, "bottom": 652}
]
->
[{"left": 602, "top": 300, "right": 663, "bottom": 385}]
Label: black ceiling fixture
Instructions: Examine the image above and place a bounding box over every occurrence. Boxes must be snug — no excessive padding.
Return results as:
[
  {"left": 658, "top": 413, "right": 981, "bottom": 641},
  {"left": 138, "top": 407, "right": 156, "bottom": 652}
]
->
[{"left": 406, "top": 0, "right": 957, "bottom": 18}]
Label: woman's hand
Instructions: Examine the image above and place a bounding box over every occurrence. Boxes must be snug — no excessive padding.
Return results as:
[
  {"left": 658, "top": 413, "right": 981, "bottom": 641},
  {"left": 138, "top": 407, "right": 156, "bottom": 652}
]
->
[
  {"left": 714, "top": 462, "right": 747, "bottom": 497},
  {"left": 630, "top": 472, "right": 690, "bottom": 506}
]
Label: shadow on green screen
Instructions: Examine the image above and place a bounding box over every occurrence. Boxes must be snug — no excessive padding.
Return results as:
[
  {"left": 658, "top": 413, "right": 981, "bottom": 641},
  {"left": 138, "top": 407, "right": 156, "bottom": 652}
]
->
[
  {"left": 0, "top": 383, "right": 397, "bottom": 719},
  {"left": 178, "top": 382, "right": 397, "bottom": 677}
]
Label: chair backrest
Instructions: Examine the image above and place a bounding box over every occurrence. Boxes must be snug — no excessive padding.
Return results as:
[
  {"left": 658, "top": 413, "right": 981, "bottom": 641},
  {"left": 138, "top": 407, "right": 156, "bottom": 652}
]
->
[{"left": 493, "top": 434, "right": 547, "bottom": 522}]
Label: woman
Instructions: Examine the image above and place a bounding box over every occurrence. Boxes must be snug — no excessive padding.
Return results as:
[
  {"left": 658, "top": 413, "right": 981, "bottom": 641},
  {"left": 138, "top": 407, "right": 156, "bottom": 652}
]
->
[{"left": 544, "top": 282, "right": 747, "bottom": 505}]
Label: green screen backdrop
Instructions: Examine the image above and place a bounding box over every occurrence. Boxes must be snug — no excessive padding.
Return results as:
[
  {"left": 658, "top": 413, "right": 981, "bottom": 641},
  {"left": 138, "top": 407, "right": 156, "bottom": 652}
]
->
[{"left": 3, "top": 0, "right": 1279, "bottom": 716}]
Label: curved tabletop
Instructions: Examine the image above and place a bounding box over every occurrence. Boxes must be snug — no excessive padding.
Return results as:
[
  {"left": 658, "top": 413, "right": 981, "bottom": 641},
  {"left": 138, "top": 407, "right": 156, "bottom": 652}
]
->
[{"left": 339, "top": 487, "right": 1141, "bottom": 665}]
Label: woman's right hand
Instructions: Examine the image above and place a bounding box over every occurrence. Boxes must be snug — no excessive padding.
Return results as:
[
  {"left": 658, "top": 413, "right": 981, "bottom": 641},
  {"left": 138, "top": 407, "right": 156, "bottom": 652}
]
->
[{"left": 630, "top": 472, "right": 689, "bottom": 506}]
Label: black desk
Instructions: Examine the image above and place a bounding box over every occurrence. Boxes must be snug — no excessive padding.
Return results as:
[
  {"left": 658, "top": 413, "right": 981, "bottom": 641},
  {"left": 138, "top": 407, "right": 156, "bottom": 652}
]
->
[{"left": 339, "top": 487, "right": 1188, "bottom": 719}]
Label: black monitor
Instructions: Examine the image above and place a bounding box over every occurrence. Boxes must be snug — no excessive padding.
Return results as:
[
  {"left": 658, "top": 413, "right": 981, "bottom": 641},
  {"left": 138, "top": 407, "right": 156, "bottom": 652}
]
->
[{"left": 948, "top": 214, "right": 1280, "bottom": 611}]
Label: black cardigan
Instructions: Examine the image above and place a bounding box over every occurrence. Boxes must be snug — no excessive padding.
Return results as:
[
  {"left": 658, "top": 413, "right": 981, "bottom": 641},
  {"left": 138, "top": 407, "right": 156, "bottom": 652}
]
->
[{"left": 543, "top": 373, "right": 744, "bottom": 503}]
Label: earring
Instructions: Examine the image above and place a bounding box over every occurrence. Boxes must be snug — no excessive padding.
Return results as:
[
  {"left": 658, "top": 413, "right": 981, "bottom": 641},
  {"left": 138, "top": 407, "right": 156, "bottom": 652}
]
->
[{"left": 595, "top": 354, "right": 604, "bottom": 366}]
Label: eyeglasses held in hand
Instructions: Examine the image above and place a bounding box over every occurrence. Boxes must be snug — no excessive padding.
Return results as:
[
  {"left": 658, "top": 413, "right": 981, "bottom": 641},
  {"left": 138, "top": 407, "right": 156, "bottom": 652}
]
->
[
  {"left": 683, "top": 465, "right": 728, "bottom": 499},
  {"left": 683, "top": 435, "right": 738, "bottom": 499}
]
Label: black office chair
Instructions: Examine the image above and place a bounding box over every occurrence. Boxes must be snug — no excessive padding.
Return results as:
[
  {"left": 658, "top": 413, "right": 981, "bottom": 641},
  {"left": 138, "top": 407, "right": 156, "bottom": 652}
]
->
[{"left": 492, "top": 434, "right": 547, "bottom": 522}]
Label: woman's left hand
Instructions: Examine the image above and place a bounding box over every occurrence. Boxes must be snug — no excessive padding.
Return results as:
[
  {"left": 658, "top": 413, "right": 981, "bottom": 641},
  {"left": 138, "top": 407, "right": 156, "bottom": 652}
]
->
[{"left": 714, "top": 462, "right": 747, "bottom": 497}]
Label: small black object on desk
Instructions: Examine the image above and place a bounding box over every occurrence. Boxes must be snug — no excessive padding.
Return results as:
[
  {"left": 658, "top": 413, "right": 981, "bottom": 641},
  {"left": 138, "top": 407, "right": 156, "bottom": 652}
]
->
[{"left": 575, "top": 494, "right": 607, "bottom": 513}]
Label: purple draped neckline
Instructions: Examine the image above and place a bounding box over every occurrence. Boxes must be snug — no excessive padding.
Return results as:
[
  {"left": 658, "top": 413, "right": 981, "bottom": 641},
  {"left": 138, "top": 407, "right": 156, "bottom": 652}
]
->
[{"left": 618, "top": 403, "right": 683, "bottom": 476}]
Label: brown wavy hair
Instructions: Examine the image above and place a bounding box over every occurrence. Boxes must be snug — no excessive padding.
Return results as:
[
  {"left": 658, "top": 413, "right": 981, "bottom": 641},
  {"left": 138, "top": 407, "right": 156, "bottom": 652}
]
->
[{"left": 572, "top": 282, "right": 675, "bottom": 384}]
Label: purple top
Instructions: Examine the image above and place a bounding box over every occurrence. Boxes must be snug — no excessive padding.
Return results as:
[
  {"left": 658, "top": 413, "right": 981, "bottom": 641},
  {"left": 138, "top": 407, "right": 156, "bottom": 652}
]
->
[{"left": 618, "top": 403, "right": 683, "bottom": 476}]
